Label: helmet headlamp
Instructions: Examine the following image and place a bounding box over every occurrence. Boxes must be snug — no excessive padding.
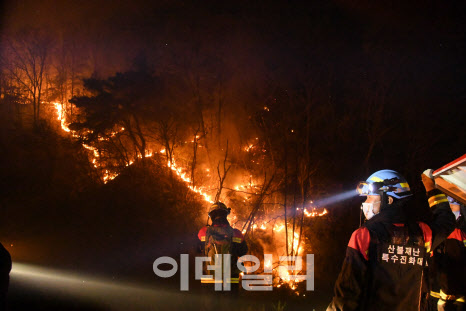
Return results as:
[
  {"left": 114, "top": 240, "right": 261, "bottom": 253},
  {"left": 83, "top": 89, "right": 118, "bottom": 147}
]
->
[
  {"left": 357, "top": 170, "right": 412, "bottom": 199},
  {"left": 356, "top": 182, "right": 379, "bottom": 195},
  {"left": 356, "top": 180, "right": 400, "bottom": 196},
  {"left": 356, "top": 182, "right": 369, "bottom": 195}
]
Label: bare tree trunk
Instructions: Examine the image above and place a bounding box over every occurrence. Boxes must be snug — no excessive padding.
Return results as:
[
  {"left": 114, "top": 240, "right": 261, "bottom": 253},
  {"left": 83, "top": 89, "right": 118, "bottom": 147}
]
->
[
  {"left": 291, "top": 148, "right": 299, "bottom": 257},
  {"left": 70, "top": 48, "right": 76, "bottom": 115},
  {"left": 124, "top": 117, "right": 146, "bottom": 161},
  {"left": 295, "top": 182, "right": 307, "bottom": 262},
  {"left": 214, "top": 140, "right": 231, "bottom": 202},
  {"left": 131, "top": 112, "right": 146, "bottom": 160},
  {"left": 191, "top": 127, "right": 200, "bottom": 189},
  {"left": 37, "top": 80, "right": 42, "bottom": 124},
  {"left": 32, "top": 93, "right": 37, "bottom": 126},
  {"left": 284, "top": 135, "right": 289, "bottom": 256},
  {"left": 261, "top": 116, "right": 276, "bottom": 168},
  {"left": 242, "top": 173, "right": 275, "bottom": 238},
  {"left": 115, "top": 135, "right": 130, "bottom": 165},
  {"left": 217, "top": 79, "right": 224, "bottom": 148}
]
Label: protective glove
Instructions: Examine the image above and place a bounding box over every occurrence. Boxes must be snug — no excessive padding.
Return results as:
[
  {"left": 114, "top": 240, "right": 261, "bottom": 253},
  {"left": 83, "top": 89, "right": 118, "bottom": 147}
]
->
[{"left": 421, "top": 169, "right": 435, "bottom": 192}]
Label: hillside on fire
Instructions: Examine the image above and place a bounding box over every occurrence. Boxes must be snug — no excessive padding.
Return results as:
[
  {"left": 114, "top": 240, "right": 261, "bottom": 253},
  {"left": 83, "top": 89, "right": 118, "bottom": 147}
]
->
[
  {"left": 0, "top": 1, "right": 465, "bottom": 310},
  {"left": 0, "top": 124, "right": 357, "bottom": 310}
]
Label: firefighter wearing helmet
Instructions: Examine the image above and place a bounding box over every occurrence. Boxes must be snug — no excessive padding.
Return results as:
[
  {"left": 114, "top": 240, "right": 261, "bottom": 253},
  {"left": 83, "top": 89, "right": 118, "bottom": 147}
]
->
[
  {"left": 327, "top": 169, "right": 455, "bottom": 311},
  {"left": 197, "top": 202, "right": 248, "bottom": 293}
]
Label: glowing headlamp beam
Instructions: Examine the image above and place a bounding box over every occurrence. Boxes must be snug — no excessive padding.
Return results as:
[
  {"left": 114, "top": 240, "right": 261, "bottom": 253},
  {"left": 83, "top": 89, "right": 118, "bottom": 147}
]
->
[
  {"left": 11, "top": 262, "right": 203, "bottom": 310},
  {"left": 312, "top": 189, "right": 359, "bottom": 207}
]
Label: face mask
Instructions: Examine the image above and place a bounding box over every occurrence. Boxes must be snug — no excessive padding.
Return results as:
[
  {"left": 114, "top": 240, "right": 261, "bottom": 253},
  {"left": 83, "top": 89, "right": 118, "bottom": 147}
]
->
[
  {"left": 453, "top": 210, "right": 461, "bottom": 220},
  {"left": 361, "top": 202, "right": 381, "bottom": 220}
]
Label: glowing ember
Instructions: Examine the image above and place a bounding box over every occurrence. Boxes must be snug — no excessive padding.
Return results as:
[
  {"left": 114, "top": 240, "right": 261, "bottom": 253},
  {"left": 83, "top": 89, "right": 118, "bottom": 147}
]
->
[
  {"left": 304, "top": 208, "right": 328, "bottom": 217},
  {"left": 244, "top": 144, "right": 254, "bottom": 152},
  {"left": 273, "top": 224, "right": 285, "bottom": 232}
]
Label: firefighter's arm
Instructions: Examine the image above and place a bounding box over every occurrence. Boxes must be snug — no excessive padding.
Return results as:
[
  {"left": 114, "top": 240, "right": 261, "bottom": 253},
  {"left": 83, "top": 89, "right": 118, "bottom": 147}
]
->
[
  {"left": 232, "top": 229, "right": 248, "bottom": 257},
  {"left": 327, "top": 228, "right": 370, "bottom": 311},
  {"left": 197, "top": 240, "right": 204, "bottom": 254},
  {"left": 422, "top": 170, "right": 456, "bottom": 251},
  {"left": 237, "top": 240, "right": 248, "bottom": 257}
]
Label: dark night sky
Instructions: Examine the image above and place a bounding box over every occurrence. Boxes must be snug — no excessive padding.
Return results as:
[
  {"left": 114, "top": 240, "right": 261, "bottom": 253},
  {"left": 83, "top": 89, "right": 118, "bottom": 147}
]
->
[
  {"left": 1, "top": 0, "right": 464, "bottom": 185},
  {"left": 1, "top": 0, "right": 464, "bottom": 173},
  {"left": 2, "top": 1, "right": 464, "bottom": 83}
]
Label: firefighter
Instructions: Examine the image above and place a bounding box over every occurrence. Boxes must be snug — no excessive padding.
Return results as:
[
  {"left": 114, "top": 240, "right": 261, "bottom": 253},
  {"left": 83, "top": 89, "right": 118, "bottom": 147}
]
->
[
  {"left": 429, "top": 195, "right": 466, "bottom": 311},
  {"left": 0, "top": 242, "right": 11, "bottom": 311},
  {"left": 327, "top": 169, "right": 455, "bottom": 311},
  {"left": 197, "top": 202, "right": 248, "bottom": 294}
]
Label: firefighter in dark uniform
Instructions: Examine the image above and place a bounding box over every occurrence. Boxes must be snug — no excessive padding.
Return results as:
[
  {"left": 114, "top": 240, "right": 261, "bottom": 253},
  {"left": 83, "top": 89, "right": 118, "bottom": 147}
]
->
[
  {"left": 429, "top": 195, "right": 466, "bottom": 311},
  {"left": 327, "top": 169, "right": 455, "bottom": 311},
  {"left": 198, "top": 202, "right": 248, "bottom": 294}
]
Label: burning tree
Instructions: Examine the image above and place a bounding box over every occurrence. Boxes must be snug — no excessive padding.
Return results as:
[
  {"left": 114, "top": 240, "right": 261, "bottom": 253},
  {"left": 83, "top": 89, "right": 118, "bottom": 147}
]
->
[{"left": 68, "top": 66, "right": 161, "bottom": 169}]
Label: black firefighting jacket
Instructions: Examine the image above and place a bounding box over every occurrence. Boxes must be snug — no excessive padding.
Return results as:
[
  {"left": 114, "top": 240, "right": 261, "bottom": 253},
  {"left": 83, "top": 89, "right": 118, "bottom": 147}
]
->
[
  {"left": 430, "top": 206, "right": 466, "bottom": 298},
  {"left": 327, "top": 190, "right": 455, "bottom": 311}
]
